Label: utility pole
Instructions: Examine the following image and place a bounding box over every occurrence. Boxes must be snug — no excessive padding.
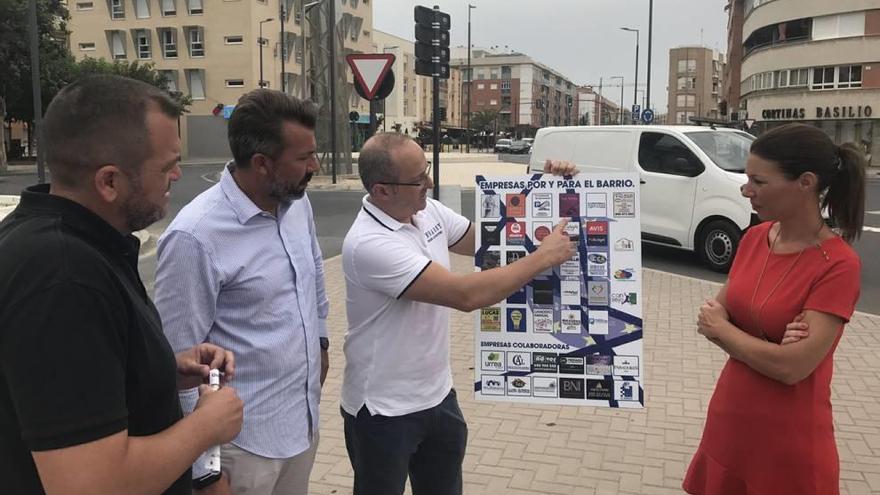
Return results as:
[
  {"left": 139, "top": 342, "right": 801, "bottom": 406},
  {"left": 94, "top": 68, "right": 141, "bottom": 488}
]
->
[
  {"left": 280, "top": 0, "right": 286, "bottom": 93},
  {"left": 466, "top": 4, "right": 475, "bottom": 153},
  {"left": 28, "top": 0, "right": 45, "bottom": 183},
  {"left": 646, "top": 0, "right": 653, "bottom": 115}
]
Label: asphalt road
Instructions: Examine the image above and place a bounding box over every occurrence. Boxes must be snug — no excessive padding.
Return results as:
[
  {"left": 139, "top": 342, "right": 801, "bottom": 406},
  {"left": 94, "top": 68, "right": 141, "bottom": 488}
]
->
[{"left": 2, "top": 165, "right": 879, "bottom": 313}]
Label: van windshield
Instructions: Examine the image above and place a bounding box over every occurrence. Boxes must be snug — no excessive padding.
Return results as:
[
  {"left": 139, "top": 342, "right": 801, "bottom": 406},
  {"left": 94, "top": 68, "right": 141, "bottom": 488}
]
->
[{"left": 685, "top": 131, "right": 754, "bottom": 173}]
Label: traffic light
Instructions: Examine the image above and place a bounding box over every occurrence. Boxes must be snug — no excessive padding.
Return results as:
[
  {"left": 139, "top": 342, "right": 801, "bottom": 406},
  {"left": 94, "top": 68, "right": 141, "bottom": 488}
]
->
[{"left": 414, "top": 6, "right": 450, "bottom": 79}]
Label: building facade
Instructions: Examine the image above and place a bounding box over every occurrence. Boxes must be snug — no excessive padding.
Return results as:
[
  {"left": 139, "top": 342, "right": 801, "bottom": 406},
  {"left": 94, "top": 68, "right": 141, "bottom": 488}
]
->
[
  {"left": 577, "top": 86, "right": 621, "bottom": 125},
  {"left": 451, "top": 49, "right": 579, "bottom": 138},
  {"left": 723, "top": 0, "right": 746, "bottom": 118},
  {"left": 737, "top": 0, "right": 880, "bottom": 164},
  {"left": 371, "top": 31, "right": 420, "bottom": 137},
  {"left": 667, "top": 46, "right": 726, "bottom": 124},
  {"left": 65, "top": 0, "right": 372, "bottom": 158}
]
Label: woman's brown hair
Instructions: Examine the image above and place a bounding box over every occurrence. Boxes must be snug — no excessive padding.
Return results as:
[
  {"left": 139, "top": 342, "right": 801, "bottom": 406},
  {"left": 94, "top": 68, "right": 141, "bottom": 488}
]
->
[{"left": 750, "top": 123, "right": 866, "bottom": 242}]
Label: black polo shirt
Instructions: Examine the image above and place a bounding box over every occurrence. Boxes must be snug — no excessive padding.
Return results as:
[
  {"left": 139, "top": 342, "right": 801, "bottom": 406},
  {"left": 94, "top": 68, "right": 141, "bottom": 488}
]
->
[{"left": 0, "top": 185, "right": 189, "bottom": 494}]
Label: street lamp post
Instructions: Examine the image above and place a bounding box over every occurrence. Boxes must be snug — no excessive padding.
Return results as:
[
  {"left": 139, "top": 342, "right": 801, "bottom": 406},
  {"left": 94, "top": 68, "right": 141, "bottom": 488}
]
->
[
  {"left": 610, "top": 76, "right": 624, "bottom": 124},
  {"left": 646, "top": 0, "right": 654, "bottom": 115},
  {"left": 466, "top": 4, "right": 475, "bottom": 153},
  {"left": 300, "top": 0, "right": 325, "bottom": 100},
  {"left": 621, "top": 27, "right": 639, "bottom": 123},
  {"left": 382, "top": 45, "right": 399, "bottom": 132},
  {"left": 258, "top": 18, "right": 273, "bottom": 88}
]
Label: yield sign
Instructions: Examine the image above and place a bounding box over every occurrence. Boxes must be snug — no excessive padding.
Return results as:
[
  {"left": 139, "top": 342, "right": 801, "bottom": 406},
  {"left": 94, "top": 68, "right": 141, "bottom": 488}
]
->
[{"left": 346, "top": 54, "right": 395, "bottom": 100}]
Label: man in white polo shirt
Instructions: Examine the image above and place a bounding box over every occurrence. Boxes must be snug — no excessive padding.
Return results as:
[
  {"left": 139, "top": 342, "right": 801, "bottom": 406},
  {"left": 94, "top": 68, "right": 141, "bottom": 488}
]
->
[{"left": 341, "top": 133, "right": 576, "bottom": 495}]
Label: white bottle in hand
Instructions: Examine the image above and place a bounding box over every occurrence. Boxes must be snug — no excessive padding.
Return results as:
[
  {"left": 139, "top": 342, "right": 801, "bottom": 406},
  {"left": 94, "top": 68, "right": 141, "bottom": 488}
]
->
[{"left": 205, "top": 369, "right": 222, "bottom": 475}]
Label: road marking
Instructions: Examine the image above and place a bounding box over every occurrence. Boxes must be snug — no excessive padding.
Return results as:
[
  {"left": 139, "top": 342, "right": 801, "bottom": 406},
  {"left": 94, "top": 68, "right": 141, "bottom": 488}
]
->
[
  {"left": 864, "top": 226, "right": 880, "bottom": 233},
  {"left": 867, "top": 210, "right": 880, "bottom": 215}
]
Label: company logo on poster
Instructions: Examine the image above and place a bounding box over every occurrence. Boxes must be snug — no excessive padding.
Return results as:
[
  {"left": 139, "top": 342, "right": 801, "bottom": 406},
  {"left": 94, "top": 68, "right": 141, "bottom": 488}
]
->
[
  {"left": 507, "top": 351, "right": 531, "bottom": 372},
  {"left": 533, "top": 307, "right": 554, "bottom": 333},
  {"left": 613, "top": 356, "right": 640, "bottom": 376},
  {"left": 560, "top": 309, "right": 582, "bottom": 334},
  {"left": 586, "top": 379, "right": 613, "bottom": 400},
  {"left": 614, "top": 380, "right": 639, "bottom": 401},
  {"left": 560, "top": 252, "right": 581, "bottom": 278},
  {"left": 585, "top": 193, "right": 607, "bottom": 217},
  {"left": 611, "top": 292, "right": 638, "bottom": 305},
  {"left": 481, "top": 375, "right": 505, "bottom": 395},
  {"left": 481, "top": 308, "right": 501, "bottom": 332},
  {"left": 560, "top": 280, "right": 581, "bottom": 305},
  {"left": 559, "top": 377, "right": 585, "bottom": 399},
  {"left": 588, "top": 253, "right": 608, "bottom": 277},
  {"left": 507, "top": 376, "right": 532, "bottom": 397},
  {"left": 532, "top": 221, "right": 552, "bottom": 243},
  {"left": 481, "top": 194, "right": 501, "bottom": 218},
  {"left": 614, "top": 237, "right": 635, "bottom": 251},
  {"left": 613, "top": 268, "right": 635, "bottom": 281},
  {"left": 559, "top": 356, "right": 585, "bottom": 374},
  {"left": 532, "top": 353, "right": 558, "bottom": 373},
  {"left": 559, "top": 193, "right": 580, "bottom": 217},
  {"left": 531, "top": 193, "right": 553, "bottom": 218},
  {"left": 506, "top": 221, "right": 526, "bottom": 245},
  {"left": 481, "top": 351, "right": 505, "bottom": 371},
  {"left": 505, "top": 193, "right": 526, "bottom": 217},
  {"left": 586, "top": 354, "right": 613, "bottom": 375},
  {"left": 587, "top": 234, "right": 608, "bottom": 248},
  {"left": 587, "top": 281, "right": 609, "bottom": 306},
  {"left": 613, "top": 192, "right": 636, "bottom": 218},
  {"left": 585, "top": 221, "right": 609, "bottom": 235},
  {"left": 507, "top": 308, "right": 527, "bottom": 332},
  {"left": 588, "top": 310, "right": 609, "bottom": 335},
  {"left": 533, "top": 377, "right": 558, "bottom": 398}
]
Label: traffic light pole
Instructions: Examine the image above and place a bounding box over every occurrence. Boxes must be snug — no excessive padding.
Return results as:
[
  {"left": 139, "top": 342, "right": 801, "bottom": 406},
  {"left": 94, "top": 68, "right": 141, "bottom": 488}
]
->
[{"left": 432, "top": 5, "right": 441, "bottom": 200}]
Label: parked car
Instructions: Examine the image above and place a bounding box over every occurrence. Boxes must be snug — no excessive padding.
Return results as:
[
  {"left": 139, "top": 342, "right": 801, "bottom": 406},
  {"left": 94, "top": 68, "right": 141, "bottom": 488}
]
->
[
  {"left": 494, "top": 138, "right": 512, "bottom": 153},
  {"left": 509, "top": 140, "right": 532, "bottom": 154},
  {"left": 529, "top": 125, "right": 757, "bottom": 272}
]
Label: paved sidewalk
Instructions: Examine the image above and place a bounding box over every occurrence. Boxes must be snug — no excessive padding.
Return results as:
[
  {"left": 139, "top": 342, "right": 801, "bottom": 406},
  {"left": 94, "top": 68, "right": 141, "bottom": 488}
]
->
[{"left": 311, "top": 254, "right": 880, "bottom": 495}]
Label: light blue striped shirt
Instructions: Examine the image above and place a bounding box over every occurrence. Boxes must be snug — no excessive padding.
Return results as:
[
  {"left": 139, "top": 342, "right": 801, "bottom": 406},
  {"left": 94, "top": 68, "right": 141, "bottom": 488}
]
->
[{"left": 155, "top": 164, "right": 328, "bottom": 470}]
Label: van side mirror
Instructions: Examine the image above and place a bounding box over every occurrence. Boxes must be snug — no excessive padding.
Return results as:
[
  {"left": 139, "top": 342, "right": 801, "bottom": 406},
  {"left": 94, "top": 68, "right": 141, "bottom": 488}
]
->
[{"left": 672, "top": 157, "right": 704, "bottom": 177}]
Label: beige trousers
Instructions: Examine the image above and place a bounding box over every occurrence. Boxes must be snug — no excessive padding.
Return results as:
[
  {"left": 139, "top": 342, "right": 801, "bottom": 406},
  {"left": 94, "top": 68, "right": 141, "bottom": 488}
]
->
[{"left": 220, "top": 434, "right": 319, "bottom": 495}]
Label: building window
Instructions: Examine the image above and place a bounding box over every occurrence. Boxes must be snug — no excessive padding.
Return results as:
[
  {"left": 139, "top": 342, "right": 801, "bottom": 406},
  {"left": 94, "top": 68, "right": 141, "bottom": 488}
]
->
[
  {"left": 161, "top": 0, "right": 176, "bottom": 16},
  {"left": 743, "top": 17, "right": 811, "bottom": 56},
  {"left": 775, "top": 70, "right": 788, "bottom": 87},
  {"left": 225, "top": 79, "right": 245, "bottom": 88},
  {"left": 501, "top": 80, "right": 511, "bottom": 90},
  {"left": 678, "top": 59, "right": 696, "bottom": 74},
  {"left": 676, "top": 94, "right": 695, "bottom": 108},
  {"left": 188, "top": 28, "right": 204, "bottom": 57},
  {"left": 134, "top": 0, "right": 150, "bottom": 18},
  {"left": 160, "top": 70, "right": 178, "bottom": 92},
  {"left": 811, "top": 67, "right": 835, "bottom": 90},
  {"left": 789, "top": 68, "right": 809, "bottom": 87},
  {"left": 838, "top": 65, "right": 862, "bottom": 89},
  {"left": 136, "top": 30, "right": 151, "bottom": 59},
  {"left": 490, "top": 99, "right": 497, "bottom": 105},
  {"left": 186, "top": 69, "right": 206, "bottom": 100},
  {"left": 501, "top": 66, "right": 511, "bottom": 79},
  {"left": 76, "top": 2, "right": 94, "bottom": 10},
  {"left": 490, "top": 83, "right": 498, "bottom": 90},
  {"left": 187, "top": 0, "right": 203, "bottom": 15},
  {"left": 109, "top": 30, "right": 126, "bottom": 59},
  {"left": 224, "top": 35, "right": 244, "bottom": 45},
  {"left": 110, "top": 0, "right": 124, "bottom": 19},
  {"left": 477, "top": 83, "right": 485, "bottom": 90},
  {"left": 79, "top": 42, "right": 96, "bottom": 51},
  {"left": 161, "top": 29, "right": 178, "bottom": 58}
]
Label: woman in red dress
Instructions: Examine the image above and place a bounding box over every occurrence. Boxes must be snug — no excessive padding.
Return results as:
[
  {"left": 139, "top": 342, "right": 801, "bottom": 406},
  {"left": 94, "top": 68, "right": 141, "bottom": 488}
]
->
[{"left": 683, "top": 123, "right": 866, "bottom": 495}]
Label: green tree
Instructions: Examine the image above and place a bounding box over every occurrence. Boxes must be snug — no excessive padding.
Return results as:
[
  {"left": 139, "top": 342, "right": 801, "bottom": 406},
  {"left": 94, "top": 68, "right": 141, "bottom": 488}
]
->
[
  {"left": 70, "top": 57, "right": 192, "bottom": 110},
  {"left": 0, "top": 0, "right": 72, "bottom": 170},
  {"left": 469, "top": 109, "right": 499, "bottom": 133}
]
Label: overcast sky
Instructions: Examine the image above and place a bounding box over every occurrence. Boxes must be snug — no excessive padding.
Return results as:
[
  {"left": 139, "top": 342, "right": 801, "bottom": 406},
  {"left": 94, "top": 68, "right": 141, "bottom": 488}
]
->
[{"left": 373, "top": 0, "right": 728, "bottom": 114}]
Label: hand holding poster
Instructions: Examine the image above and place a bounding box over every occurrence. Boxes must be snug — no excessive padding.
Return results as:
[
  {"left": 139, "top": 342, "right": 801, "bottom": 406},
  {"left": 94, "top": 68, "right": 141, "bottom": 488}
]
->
[{"left": 474, "top": 173, "right": 644, "bottom": 408}]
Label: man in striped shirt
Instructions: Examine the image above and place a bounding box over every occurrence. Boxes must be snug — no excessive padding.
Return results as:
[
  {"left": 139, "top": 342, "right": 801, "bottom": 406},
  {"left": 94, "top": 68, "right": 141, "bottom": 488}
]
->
[{"left": 155, "top": 90, "right": 329, "bottom": 495}]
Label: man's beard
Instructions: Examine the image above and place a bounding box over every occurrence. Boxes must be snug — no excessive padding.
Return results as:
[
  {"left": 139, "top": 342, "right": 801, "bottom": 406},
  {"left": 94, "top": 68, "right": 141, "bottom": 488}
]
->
[
  {"left": 269, "top": 172, "right": 313, "bottom": 202},
  {"left": 124, "top": 178, "right": 166, "bottom": 232}
]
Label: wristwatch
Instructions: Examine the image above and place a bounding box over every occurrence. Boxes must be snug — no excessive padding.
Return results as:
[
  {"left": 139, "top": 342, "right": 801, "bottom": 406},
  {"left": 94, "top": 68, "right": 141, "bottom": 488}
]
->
[
  {"left": 193, "top": 471, "right": 222, "bottom": 490},
  {"left": 319, "top": 337, "right": 330, "bottom": 350}
]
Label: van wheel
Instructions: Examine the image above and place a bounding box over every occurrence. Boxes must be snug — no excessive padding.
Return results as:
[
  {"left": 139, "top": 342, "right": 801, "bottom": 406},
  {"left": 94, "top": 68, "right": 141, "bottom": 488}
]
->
[{"left": 697, "top": 220, "right": 741, "bottom": 273}]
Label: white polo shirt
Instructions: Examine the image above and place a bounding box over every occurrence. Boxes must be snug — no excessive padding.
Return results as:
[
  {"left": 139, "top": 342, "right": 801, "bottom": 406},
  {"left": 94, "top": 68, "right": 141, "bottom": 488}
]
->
[{"left": 341, "top": 195, "right": 471, "bottom": 417}]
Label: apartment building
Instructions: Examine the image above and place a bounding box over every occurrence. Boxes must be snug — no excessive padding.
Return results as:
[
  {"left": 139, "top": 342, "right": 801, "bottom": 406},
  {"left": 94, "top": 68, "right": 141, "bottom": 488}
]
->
[
  {"left": 667, "top": 46, "right": 726, "bottom": 124},
  {"left": 370, "top": 31, "right": 420, "bottom": 136},
  {"left": 577, "top": 86, "right": 622, "bottom": 125},
  {"left": 723, "top": 0, "right": 746, "bottom": 118},
  {"left": 735, "top": 0, "right": 880, "bottom": 163},
  {"left": 451, "top": 48, "right": 580, "bottom": 137},
  {"left": 66, "top": 0, "right": 372, "bottom": 158}
]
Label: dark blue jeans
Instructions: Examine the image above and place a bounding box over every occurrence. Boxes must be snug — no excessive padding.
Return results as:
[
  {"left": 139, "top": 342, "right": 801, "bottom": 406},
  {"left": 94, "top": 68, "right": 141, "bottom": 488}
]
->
[{"left": 342, "top": 389, "right": 468, "bottom": 495}]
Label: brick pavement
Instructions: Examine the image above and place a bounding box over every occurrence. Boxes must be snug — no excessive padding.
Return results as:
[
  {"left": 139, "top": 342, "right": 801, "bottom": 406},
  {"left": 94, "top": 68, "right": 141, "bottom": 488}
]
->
[{"left": 310, "top": 254, "right": 880, "bottom": 495}]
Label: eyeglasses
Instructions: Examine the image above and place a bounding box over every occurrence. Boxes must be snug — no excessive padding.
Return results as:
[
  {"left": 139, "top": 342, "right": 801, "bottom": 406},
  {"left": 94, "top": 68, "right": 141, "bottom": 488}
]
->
[{"left": 378, "top": 163, "right": 432, "bottom": 187}]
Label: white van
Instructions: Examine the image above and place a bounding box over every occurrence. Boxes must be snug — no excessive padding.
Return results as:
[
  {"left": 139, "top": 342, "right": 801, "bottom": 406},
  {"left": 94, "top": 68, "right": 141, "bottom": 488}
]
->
[{"left": 529, "top": 125, "right": 758, "bottom": 272}]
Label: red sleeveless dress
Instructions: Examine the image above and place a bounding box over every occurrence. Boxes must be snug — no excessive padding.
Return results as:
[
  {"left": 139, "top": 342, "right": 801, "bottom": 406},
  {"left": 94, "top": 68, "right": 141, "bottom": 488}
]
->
[{"left": 683, "top": 222, "right": 861, "bottom": 494}]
